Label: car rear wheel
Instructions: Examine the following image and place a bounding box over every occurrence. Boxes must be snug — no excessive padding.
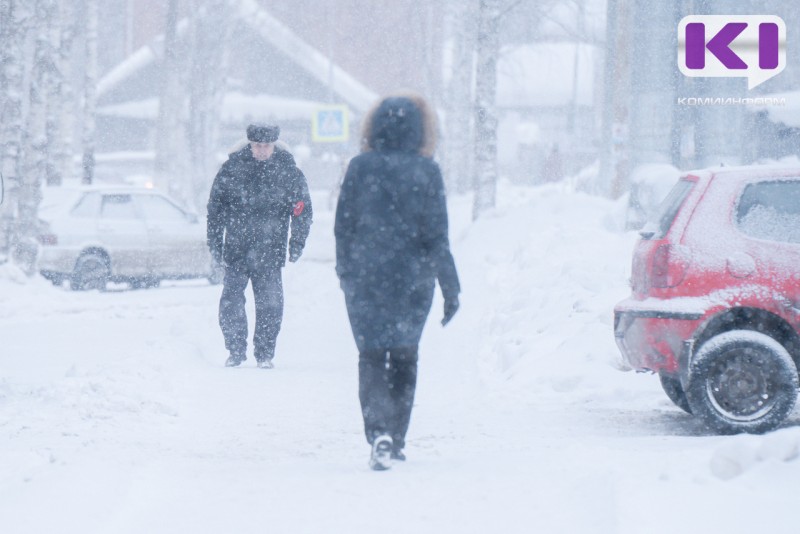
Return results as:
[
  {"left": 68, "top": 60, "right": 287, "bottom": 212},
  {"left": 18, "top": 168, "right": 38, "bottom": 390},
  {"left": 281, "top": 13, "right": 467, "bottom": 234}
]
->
[
  {"left": 686, "top": 330, "right": 798, "bottom": 434},
  {"left": 71, "top": 252, "right": 110, "bottom": 291},
  {"left": 659, "top": 372, "right": 692, "bottom": 414}
]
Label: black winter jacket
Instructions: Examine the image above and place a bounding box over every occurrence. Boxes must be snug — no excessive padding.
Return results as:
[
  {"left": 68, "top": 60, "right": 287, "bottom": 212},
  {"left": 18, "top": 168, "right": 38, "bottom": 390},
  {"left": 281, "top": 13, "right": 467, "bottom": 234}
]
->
[
  {"left": 335, "top": 149, "right": 459, "bottom": 350},
  {"left": 335, "top": 95, "right": 459, "bottom": 350},
  {"left": 335, "top": 151, "right": 459, "bottom": 298},
  {"left": 207, "top": 145, "right": 312, "bottom": 269}
]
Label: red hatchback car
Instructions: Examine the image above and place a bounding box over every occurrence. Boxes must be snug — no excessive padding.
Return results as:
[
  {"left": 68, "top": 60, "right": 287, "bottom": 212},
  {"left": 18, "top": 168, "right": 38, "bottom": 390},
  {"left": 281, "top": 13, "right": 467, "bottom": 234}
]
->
[{"left": 615, "top": 166, "right": 800, "bottom": 434}]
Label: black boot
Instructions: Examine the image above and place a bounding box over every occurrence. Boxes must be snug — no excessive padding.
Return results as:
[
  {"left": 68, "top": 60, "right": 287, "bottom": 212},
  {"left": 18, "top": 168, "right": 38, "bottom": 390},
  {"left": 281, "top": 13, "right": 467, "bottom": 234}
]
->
[
  {"left": 225, "top": 352, "right": 246, "bottom": 367},
  {"left": 369, "top": 434, "right": 393, "bottom": 471}
]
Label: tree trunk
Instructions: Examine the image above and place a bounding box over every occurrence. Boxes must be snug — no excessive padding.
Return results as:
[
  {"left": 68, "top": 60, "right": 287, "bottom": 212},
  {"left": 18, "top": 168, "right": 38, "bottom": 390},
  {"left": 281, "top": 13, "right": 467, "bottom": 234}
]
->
[
  {"left": 17, "top": 0, "right": 57, "bottom": 274},
  {"left": 81, "top": 0, "right": 98, "bottom": 185},
  {"left": 47, "top": 2, "right": 76, "bottom": 186},
  {"left": 442, "top": 0, "right": 476, "bottom": 195},
  {"left": 0, "top": 0, "right": 30, "bottom": 262},
  {"left": 154, "top": 0, "right": 185, "bottom": 198},
  {"left": 472, "top": 0, "right": 500, "bottom": 220}
]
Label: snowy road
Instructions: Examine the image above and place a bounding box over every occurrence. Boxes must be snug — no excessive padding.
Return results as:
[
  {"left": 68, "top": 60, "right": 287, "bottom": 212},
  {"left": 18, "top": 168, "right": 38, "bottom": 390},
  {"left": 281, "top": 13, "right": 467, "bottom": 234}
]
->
[{"left": 2, "top": 184, "right": 800, "bottom": 534}]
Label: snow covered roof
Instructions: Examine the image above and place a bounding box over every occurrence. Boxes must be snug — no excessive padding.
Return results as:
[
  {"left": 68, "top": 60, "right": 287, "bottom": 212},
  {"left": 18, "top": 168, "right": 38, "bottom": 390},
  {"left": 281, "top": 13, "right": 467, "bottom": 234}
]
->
[
  {"left": 234, "top": 0, "right": 377, "bottom": 112},
  {"left": 496, "top": 42, "right": 598, "bottom": 108},
  {"left": 96, "top": 0, "right": 377, "bottom": 113},
  {"left": 97, "top": 92, "right": 343, "bottom": 123},
  {"left": 96, "top": 46, "right": 156, "bottom": 99},
  {"left": 96, "top": 18, "right": 190, "bottom": 99}
]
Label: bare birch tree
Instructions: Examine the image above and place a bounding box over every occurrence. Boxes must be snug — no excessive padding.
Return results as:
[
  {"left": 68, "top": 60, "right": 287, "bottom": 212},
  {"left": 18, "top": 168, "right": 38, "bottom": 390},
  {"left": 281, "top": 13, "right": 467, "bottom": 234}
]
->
[
  {"left": 14, "top": 0, "right": 58, "bottom": 273},
  {"left": 81, "top": 0, "right": 98, "bottom": 184},
  {"left": 470, "top": 0, "right": 572, "bottom": 219},
  {"left": 46, "top": 2, "right": 77, "bottom": 185},
  {"left": 472, "top": 0, "right": 500, "bottom": 220},
  {"left": 0, "top": 0, "right": 30, "bottom": 261},
  {"left": 154, "top": 0, "right": 185, "bottom": 197},
  {"left": 442, "top": 0, "right": 477, "bottom": 195}
]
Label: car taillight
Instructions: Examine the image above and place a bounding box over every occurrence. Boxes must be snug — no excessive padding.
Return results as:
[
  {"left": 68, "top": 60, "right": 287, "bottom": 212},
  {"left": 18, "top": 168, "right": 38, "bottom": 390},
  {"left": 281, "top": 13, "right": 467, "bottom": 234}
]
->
[
  {"left": 37, "top": 233, "right": 58, "bottom": 246},
  {"left": 651, "top": 244, "right": 690, "bottom": 288}
]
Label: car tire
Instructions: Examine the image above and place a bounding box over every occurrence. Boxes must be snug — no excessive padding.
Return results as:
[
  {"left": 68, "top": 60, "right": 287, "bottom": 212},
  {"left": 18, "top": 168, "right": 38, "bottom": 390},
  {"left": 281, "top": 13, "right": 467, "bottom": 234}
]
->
[
  {"left": 659, "top": 372, "right": 692, "bottom": 414},
  {"left": 41, "top": 271, "right": 65, "bottom": 286},
  {"left": 130, "top": 276, "right": 160, "bottom": 290},
  {"left": 71, "top": 252, "right": 110, "bottom": 291},
  {"left": 685, "top": 330, "right": 798, "bottom": 434}
]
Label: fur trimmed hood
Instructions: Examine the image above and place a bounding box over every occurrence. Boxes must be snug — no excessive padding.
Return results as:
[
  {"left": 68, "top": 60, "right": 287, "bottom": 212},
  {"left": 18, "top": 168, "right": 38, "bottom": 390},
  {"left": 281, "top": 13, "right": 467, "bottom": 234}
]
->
[{"left": 361, "top": 94, "right": 438, "bottom": 157}]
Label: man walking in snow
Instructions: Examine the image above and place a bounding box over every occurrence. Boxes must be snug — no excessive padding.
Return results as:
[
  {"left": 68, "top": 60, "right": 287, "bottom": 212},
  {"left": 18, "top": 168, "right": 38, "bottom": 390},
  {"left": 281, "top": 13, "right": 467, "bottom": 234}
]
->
[
  {"left": 335, "top": 95, "right": 460, "bottom": 470},
  {"left": 207, "top": 124, "right": 313, "bottom": 368}
]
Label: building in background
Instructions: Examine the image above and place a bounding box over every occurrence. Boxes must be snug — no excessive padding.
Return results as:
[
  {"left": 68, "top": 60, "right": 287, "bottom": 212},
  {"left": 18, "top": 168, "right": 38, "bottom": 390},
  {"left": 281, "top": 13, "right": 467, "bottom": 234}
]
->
[
  {"left": 496, "top": 42, "right": 600, "bottom": 184},
  {"left": 91, "top": 0, "right": 448, "bottom": 196},
  {"left": 94, "top": 2, "right": 377, "bottom": 193}
]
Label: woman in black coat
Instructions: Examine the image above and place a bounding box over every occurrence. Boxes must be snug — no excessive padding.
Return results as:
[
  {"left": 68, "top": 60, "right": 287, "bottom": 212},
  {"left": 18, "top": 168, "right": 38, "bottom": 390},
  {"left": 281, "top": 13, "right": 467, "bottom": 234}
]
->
[{"left": 335, "top": 95, "right": 460, "bottom": 470}]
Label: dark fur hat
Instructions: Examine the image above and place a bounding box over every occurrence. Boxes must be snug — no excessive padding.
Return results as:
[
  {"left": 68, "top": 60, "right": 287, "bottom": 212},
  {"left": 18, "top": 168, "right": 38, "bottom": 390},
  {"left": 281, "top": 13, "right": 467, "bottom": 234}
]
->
[
  {"left": 247, "top": 124, "right": 280, "bottom": 143},
  {"left": 361, "top": 93, "right": 437, "bottom": 157}
]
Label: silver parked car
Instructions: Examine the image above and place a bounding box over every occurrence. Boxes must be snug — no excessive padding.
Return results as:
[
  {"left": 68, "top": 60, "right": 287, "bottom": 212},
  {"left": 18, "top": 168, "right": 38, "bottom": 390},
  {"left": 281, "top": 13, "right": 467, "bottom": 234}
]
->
[{"left": 38, "top": 186, "right": 222, "bottom": 290}]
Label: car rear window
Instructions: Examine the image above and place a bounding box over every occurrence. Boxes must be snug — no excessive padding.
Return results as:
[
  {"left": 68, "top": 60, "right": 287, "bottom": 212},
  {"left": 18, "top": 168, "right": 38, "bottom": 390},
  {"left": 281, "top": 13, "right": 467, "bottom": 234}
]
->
[
  {"left": 641, "top": 179, "right": 694, "bottom": 239},
  {"left": 737, "top": 179, "right": 800, "bottom": 243}
]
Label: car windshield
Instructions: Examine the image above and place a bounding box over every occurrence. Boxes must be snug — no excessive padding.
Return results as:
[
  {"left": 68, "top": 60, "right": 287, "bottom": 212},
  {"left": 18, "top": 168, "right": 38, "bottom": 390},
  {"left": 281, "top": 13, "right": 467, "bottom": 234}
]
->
[
  {"left": 71, "top": 192, "right": 102, "bottom": 218},
  {"left": 641, "top": 179, "right": 694, "bottom": 239},
  {"left": 101, "top": 194, "right": 138, "bottom": 219}
]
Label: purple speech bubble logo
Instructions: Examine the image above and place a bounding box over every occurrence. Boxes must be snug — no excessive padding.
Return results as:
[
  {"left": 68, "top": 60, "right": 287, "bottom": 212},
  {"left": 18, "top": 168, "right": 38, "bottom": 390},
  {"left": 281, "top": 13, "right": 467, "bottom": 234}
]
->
[{"left": 678, "top": 15, "right": 785, "bottom": 89}]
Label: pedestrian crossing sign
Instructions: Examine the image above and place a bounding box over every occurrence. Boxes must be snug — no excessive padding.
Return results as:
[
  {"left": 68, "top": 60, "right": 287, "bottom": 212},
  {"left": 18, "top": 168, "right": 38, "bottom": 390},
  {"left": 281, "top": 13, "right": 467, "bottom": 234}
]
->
[{"left": 312, "top": 106, "right": 349, "bottom": 142}]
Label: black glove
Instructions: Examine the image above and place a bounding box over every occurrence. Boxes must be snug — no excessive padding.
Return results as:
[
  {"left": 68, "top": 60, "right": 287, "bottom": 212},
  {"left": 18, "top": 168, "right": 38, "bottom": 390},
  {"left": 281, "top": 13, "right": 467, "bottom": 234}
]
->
[
  {"left": 441, "top": 296, "right": 459, "bottom": 326},
  {"left": 288, "top": 242, "right": 304, "bottom": 263}
]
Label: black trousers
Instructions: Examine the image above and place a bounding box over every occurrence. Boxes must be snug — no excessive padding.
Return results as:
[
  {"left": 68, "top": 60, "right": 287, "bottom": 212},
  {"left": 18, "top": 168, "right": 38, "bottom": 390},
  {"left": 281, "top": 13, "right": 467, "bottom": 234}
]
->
[
  {"left": 359, "top": 347, "right": 418, "bottom": 449},
  {"left": 219, "top": 264, "right": 283, "bottom": 361}
]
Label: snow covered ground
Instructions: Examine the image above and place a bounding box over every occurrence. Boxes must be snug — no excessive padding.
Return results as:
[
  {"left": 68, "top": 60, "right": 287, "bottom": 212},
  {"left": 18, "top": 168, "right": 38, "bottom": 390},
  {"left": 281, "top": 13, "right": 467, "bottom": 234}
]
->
[{"left": 2, "top": 182, "right": 800, "bottom": 534}]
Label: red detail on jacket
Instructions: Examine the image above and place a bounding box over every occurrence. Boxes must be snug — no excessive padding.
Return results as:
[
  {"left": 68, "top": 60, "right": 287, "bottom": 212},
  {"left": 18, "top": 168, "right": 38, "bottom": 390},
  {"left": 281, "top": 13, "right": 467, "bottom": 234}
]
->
[{"left": 292, "top": 201, "right": 305, "bottom": 217}]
